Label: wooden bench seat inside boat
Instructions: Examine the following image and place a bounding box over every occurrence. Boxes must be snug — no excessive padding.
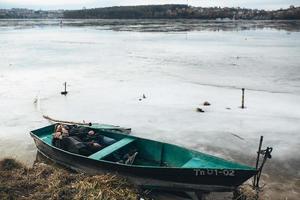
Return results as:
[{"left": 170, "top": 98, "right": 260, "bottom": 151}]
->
[
  {"left": 182, "top": 158, "right": 208, "bottom": 168},
  {"left": 182, "top": 157, "right": 229, "bottom": 168},
  {"left": 88, "top": 137, "right": 135, "bottom": 160}
]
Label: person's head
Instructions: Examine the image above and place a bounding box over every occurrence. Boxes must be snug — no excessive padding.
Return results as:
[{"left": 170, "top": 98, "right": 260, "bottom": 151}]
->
[
  {"left": 88, "top": 130, "right": 95, "bottom": 136},
  {"left": 55, "top": 124, "right": 63, "bottom": 132},
  {"left": 53, "top": 131, "right": 62, "bottom": 139},
  {"left": 56, "top": 124, "right": 67, "bottom": 132}
]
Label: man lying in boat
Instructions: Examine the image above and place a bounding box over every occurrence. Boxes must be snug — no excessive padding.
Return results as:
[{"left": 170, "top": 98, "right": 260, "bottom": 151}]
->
[{"left": 52, "top": 124, "right": 116, "bottom": 156}]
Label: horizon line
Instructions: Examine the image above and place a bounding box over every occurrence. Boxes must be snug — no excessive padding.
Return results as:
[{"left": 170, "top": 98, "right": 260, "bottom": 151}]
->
[{"left": 1, "top": 4, "right": 298, "bottom": 11}]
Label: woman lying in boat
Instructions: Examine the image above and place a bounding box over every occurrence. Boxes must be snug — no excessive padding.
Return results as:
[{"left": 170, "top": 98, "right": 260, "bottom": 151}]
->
[{"left": 52, "top": 124, "right": 116, "bottom": 156}]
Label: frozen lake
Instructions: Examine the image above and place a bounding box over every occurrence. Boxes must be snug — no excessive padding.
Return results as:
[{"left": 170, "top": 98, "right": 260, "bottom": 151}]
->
[{"left": 0, "top": 19, "right": 299, "bottom": 199}]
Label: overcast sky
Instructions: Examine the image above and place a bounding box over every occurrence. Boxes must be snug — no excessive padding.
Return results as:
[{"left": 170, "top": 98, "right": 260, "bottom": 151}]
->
[{"left": 0, "top": 0, "right": 299, "bottom": 10}]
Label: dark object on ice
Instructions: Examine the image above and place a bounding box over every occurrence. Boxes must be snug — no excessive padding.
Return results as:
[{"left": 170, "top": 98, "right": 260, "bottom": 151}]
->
[
  {"left": 203, "top": 101, "right": 211, "bottom": 106},
  {"left": 30, "top": 123, "right": 257, "bottom": 193},
  {"left": 231, "top": 133, "right": 244, "bottom": 141},
  {"left": 138, "top": 94, "right": 146, "bottom": 101},
  {"left": 61, "top": 82, "right": 68, "bottom": 95},
  {"left": 226, "top": 107, "right": 231, "bottom": 110},
  {"left": 196, "top": 107, "right": 205, "bottom": 112}
]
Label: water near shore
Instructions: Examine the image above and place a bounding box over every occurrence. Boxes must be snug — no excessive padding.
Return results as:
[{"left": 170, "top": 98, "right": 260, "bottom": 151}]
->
[{"left": 0, "top": 19, "right": 299, "bottom": 199}]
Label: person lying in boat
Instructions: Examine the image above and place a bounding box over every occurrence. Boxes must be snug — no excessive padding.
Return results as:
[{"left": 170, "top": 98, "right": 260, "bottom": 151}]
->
[
  {"left": 83, "top": 130, "right": 115, "bottom": 146},
  {"left": 52, "top": 124, "right": 96, "bottom": 155},
  {"left": 64, "top": 125, "right": 116, "bottom": 147},
  {"left": 52, "top": 124, "right": 112, "bottom": 156},
  {"left": 58, "top": 125, "right": 104, "bottom": 143},
  {"left": 60, "top": 136, "right": 103, "bottom": 156},
  {"left": 52, "top": 124, "right": 96, "bottom": 142},
  {"left": 52, "top": 124, "right": 69, "bottom": 148},
  {"left": 52, "top": 131, "right": 103, "bottom": 156}
]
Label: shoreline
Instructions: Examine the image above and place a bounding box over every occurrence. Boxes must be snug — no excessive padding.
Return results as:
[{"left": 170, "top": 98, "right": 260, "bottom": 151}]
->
[
  {"left": 1, "top": 19, "right": 300, "bottom": 33},
  {"left": 2, "top": 156, "right": 296, "bottom": 200},
  {"left": 0, "top": 157, "right": 261, "bottom": 200}
]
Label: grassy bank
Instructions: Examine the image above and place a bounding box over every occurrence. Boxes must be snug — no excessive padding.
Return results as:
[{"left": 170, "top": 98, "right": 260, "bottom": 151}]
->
[
  {"left": 1, "top": 158, "right": 275, "bottom": 200},
  {"left": 0, "top": 158, "right": 139, "bottom": 200}
]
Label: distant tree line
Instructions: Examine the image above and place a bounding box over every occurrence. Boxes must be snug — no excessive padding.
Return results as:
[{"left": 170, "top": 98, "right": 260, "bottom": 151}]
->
[
  {"left": 64, "top": 5, "right": 189, "bottom": 19},
  {"left": 63, "top": 4, "right": 300, "bottom": 20},
  {"left": 0, "top": 8, "right": 63, "bottom": 19},
  {"left": 1, "top": 5, "right": 299, "bottom": 19}
]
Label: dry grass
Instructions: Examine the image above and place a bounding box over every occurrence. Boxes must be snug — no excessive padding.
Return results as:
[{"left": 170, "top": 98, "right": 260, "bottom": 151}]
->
[
  {"left": 233, "top": 184, "right": 258, "bottom": 200},
  {"left": 3, "top": 158, "right": 287, "bottom": 200},
  {"left": 0, "top": 158, "right": 140, "bottom": 200}
]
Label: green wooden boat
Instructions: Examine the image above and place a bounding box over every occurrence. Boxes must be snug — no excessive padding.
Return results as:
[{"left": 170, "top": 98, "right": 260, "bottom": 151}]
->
[{"left": 30, "top": 123, "right": 257, "bottom": 192}]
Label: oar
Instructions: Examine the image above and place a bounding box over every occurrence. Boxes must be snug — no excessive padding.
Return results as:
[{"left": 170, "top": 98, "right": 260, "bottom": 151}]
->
[
  {"left": 43, "top": 115, "right": 92, "bottom": 126},
  {"left": 42, "top": 115, "right": 131, "bottom": 134}
]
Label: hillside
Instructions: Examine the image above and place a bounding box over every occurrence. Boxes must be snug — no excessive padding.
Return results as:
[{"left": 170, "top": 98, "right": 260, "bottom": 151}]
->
[{"left": 64, "top": 4, "right": 300, "bottom": 20}]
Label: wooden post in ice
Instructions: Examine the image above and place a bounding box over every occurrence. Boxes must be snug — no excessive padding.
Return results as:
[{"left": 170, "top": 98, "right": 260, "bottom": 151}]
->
[
  {"left": 61, "top": 82, "right": 68, "bottom": 95},
  {"left": 241, "top": 88, "right": 245, "bottom": 109}
]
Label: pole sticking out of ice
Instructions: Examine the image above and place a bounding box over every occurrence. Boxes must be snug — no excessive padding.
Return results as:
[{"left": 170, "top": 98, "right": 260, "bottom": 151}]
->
[
  {"left": 61, "top": 82, "right": 68, "bottom": 95},
  {"left": 253, "top": 136, "right": 263, "bottom": 188},
  {"left": 241, "top": 88, "right": 245, "bottom": 109},
  {"left": 252, "top": 136, "right": 273, "bottom": 189}
]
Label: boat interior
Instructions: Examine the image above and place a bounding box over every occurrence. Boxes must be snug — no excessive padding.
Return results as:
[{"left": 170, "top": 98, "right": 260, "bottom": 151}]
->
[{"left": 32, "top": 124, "right": 254, "bottom": 170}]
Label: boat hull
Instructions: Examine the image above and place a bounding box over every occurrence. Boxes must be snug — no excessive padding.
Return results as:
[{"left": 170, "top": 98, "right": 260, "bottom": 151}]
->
[{"left": 31, "top": 132, "right": 256, "bottom": 192}]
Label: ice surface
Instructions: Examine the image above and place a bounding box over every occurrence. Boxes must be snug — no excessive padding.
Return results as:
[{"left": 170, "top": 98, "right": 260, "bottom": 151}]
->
[{"left": 0, "top": 20, "right": 299, "bottom": 198}]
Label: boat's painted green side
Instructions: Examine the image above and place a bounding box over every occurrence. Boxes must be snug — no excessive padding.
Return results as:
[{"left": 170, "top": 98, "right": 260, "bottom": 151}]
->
[{"left": 30, "top": 124, "right": 257, "bottom": 192}]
